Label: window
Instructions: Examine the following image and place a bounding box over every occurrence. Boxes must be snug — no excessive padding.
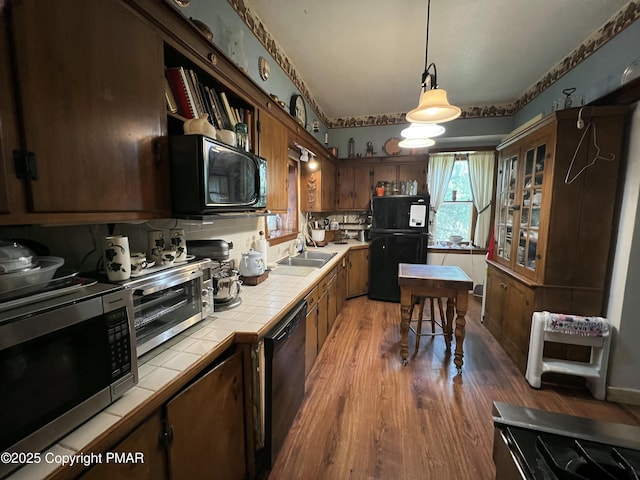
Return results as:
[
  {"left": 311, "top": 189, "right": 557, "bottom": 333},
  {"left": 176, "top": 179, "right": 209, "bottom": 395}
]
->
[
  {"left": 434, "top": 158, "right": 475, "bottom": 244},
  {"left": 266, "top": 160, "right": 299, "bottom": 243}
]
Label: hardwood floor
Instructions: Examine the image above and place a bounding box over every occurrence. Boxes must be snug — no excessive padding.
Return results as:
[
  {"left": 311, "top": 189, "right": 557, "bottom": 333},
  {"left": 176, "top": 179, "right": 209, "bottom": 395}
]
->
[{"left": 268, "top": 295, "right": 640, "bottom": 480}]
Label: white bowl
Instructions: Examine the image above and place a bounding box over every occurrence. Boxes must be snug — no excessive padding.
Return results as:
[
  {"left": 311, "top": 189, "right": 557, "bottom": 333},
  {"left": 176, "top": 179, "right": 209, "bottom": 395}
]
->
[{"left": 0, "top": 256, "right": 64, "bottom": 291}]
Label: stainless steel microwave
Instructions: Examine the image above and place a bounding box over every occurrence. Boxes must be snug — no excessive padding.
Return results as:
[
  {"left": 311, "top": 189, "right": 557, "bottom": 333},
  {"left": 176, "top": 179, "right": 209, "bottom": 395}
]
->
[
  {"left": 169, "top": 134, "right": 267, "bottom": 214},
  {"left": 0, "top": 284, "right": 137, "bottom": 478}
]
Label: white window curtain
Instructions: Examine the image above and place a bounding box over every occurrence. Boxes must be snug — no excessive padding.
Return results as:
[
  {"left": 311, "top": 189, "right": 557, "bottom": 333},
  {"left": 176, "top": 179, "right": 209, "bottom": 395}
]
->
[
  {"left": 468, "top": 151, "right": 495, "bottom": 248},
  {"left": 427, "top": 153, "right": 455, "bottom": 212}
]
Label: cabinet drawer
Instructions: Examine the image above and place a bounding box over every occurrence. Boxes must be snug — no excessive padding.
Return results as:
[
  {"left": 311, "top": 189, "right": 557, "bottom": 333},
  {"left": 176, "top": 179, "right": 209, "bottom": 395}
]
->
[{"left": 305, "top": 286, "right": 319, "bottom": 311}]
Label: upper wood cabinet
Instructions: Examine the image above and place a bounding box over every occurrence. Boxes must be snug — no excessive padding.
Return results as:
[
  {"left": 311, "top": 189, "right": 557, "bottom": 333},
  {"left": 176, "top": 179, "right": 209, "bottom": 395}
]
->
[
  {"left": 336, "top": 155, "right": 428, "bottom": 211},
  {"left": 0, "top": 0, "right": 170, "bottom": 225},
  {"left": 337, "top": 165, "right": 372, "bottom": 211},
  {"left": 258, "top": 110, "right": 289, "bottom": 212},
  {"left": 301, "top": 152, "right": 336, "bottom": 212}
]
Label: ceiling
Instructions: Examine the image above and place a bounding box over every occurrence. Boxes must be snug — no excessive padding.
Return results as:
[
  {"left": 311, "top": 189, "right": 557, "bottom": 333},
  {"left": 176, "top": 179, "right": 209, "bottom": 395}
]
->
[{"left": 245, "top": 0, "right": 630, "bottom": 122}]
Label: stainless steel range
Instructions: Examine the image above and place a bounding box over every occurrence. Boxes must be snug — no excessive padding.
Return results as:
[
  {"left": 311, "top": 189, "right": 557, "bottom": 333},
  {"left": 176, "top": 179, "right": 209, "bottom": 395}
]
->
[{"left": 493, "top": 401, "right": 640, "bottom": 479}]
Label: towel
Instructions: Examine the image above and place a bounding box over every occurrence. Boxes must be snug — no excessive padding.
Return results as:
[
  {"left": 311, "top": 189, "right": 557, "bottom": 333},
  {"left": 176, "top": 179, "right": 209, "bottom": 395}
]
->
[{"left": 543, "top": 311, "right": 609, "bottom": 337}]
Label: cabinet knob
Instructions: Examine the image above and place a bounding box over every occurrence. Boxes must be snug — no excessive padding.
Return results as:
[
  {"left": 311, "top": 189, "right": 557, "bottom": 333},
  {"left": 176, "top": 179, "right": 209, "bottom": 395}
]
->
[
  {"left": 209, "top": 53, "right": 218, "bottom": 66},
  {"left": 500, "top": 282, "right": 507, "bottom": 289}
]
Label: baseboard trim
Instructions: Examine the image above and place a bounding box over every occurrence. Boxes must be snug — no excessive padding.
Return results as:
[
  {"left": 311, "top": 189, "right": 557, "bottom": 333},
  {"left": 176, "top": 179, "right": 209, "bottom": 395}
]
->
[{"left": 607, "top": 386, "right": 640, "bottom": 405}]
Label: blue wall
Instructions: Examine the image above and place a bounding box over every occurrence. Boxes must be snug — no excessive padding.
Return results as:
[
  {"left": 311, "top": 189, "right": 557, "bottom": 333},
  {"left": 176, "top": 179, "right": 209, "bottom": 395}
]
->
[{"left": 181, "top": 1, "right": 640, "bottom": 155}]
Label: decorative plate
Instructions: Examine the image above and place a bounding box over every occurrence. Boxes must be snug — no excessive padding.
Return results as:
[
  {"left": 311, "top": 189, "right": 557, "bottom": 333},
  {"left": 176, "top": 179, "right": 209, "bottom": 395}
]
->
[
  {"left": 258, "top": 56, "right": 270, "bottom": 81},
  {"left": 290, "top": 94, "right": 306, "bottom": 128},
  {"left": 383, "top": 137, "right": 402, "bottom": 155}
]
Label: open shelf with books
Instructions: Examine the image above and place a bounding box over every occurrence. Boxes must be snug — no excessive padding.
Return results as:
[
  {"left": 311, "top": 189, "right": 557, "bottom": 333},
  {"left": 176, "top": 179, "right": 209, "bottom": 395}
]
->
[{"left": 163, "top": 44, "right": 254, "bottom": 151}]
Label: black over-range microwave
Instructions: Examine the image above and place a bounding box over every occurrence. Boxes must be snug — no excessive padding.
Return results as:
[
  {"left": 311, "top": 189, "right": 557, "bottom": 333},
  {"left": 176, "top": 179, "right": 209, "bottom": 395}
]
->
[{"left": 169, "top": 134, "right": 267, "bottom": 214}]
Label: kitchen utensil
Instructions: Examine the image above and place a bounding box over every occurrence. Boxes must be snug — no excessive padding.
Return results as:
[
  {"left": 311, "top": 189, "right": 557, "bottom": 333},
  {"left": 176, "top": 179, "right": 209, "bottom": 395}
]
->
[
  {"left": 239, "top": 249, "right": 265, "bottom": 277},
  {"left": 0, "top": 256, "right": 64, "bottom": 290},
  {"left": 0, "top": 240, "right": 38, "bottom": 274},
  {"left": 186, "top": 239, "right": 233, "bottom": 261}
]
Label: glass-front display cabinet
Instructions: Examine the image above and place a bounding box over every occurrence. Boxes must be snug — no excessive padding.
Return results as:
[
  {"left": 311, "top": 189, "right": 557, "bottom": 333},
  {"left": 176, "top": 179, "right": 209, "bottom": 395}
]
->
[{"left": 494, "top": 130, "right": 552, "bottom": 283}]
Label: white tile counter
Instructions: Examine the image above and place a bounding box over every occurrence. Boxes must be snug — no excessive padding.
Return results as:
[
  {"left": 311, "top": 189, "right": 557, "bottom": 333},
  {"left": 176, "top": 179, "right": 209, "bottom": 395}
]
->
[{"left": 8, "top": 240, "right": 367, "bottom": 480}]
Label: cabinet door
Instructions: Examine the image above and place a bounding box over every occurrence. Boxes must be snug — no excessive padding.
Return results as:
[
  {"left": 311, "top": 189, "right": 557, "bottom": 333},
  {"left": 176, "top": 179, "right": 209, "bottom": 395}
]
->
[
  {"left": 495, "top": 150, "right": 519, "bottom": 266},
  {"left": 9, "top": 0, "right": 167, "bottom": 214},
  {"left": 317, "top": 291, "right": 328, "bottom": 350},
  {"left": 502, "top": 278, "right": 535, "bottom": 373},
  {"left": 166, "top": 352, "right": 246, "bottom": 480},
  {"left": 347, "top": 249, "right": 369, "bottom": 298},
  {"left": 337, "top": 166, "right": 355, "bottom": 210},
  {"left": 80, "top": 411, "right": 167, "bottom": 480},
  {"left": 398, "top": 163, "right": 427, "bottom": 194},
  {"left": 483, "top": 266, "right": 506, "bottom": 342},
  {"left": 305, "top": 306, "right": 318, "bottom": 378},
  {"left": 513, "top": 139, "right": 549, "bottom": 281},
  {"left": 259, "top": 111, "right": 288, "bottom": 212},
  {"left": 352, "top": 165, "right": 372, "bottom": 210},
  {"left": 320, "top": 156, "right": 336, "bottom": 211},
  {"left": 336, "top": 257, "right": 347, "bottom": 312},
  {"left": 327, "top": 275, "right": 337, "bottom": 332}
]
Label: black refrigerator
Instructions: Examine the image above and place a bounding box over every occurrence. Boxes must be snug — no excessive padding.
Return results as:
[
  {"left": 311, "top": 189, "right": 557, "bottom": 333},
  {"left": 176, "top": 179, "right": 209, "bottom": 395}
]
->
[{"left": 368, "top": 195, "right": 429, "bottom": 302}]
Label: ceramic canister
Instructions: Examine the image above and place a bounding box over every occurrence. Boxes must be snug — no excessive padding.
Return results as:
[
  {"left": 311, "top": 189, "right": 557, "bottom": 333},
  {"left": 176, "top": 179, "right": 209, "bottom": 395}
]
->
[
  {"left": 104, "top": 235, "right": 131, "bottom": 281},
  {"left": 170, "top": 229, "right": 187, "bottom": 262},
  {"left": 148, "top": 230, "right": 165, "bottom": 264}
]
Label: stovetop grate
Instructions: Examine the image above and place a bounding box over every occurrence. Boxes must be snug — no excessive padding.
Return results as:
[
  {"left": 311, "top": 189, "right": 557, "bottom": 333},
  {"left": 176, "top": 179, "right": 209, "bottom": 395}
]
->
[{"left": 535, "top": 435, "right": 640, "bottom": 480}]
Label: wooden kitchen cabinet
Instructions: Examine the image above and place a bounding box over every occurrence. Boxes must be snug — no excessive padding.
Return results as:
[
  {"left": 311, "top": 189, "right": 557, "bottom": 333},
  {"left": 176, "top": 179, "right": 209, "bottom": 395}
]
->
[
  {"left": 336, "top": 255, "right": 348, "bottom": 313},
  {"left": 0, "top": 0, "right": 170, "bottom": 224},
  {"left": 337, "top": 165, "right": 372, "bottom": 210},
  {"left": 166, "top": 350, "right": 247, "bottom": 480},
  {"left": 305, "top": 286, "right": 319, "bottom": 378},
  {"left": 259, "top": 110, "right": 289, "bottom": 212},
  {"left": 80, "top": 411, "right": 167, "bottom": 480},
  {"left": 301, "top": 152, "right": 336, "bottom": 212},
  {"left": 346, "top": 247, "right": 369, "bottom": 298},
  {"left": 487, "top": 107, "right": 627, "bottom": 374}
]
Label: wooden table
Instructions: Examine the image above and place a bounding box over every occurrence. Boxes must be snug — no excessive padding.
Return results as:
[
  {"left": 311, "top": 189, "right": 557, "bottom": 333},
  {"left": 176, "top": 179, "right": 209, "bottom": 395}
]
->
[{"left": 398, "top": 263, "right": 473, "bottom": 372}]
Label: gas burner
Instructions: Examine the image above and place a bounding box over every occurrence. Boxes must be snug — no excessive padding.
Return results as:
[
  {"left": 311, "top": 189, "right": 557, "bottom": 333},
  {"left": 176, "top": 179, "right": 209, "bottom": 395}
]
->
[{"left": 215, "top": 296, "right": 241, "bottom": 311}]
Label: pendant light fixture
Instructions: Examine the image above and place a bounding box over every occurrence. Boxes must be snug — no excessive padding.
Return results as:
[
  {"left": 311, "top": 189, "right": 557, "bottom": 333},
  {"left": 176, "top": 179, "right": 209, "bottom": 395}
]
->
[{"left": 405, "top": 0, "right": 461, "bottom": 124}]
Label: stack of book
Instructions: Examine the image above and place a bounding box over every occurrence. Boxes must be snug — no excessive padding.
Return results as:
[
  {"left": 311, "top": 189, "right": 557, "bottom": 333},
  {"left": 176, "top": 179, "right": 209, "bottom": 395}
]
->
[{"left": 165, "top": 66, "right": 250, "bottom": 132}]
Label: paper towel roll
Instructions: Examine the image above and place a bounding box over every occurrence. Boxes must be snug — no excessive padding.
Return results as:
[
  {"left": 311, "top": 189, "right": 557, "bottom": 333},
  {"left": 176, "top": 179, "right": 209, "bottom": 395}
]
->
[{"left": 255, "top": 231, "right": 268, "bottom": 266}]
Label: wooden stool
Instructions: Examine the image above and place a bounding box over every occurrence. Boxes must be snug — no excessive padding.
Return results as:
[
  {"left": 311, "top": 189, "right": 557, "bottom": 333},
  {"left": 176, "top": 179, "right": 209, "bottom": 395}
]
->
[
  {"left": 409, "top": 296, "right": 447, "bottom": 349},
  {"left": 525, "top": 311, "right": 611, "bottom": 400}
]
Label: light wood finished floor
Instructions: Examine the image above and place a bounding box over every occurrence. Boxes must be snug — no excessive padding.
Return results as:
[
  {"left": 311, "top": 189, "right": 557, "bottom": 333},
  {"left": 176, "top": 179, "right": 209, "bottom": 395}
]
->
[{"left": 268, "top": 295, "right": 640, "bottom": 479}]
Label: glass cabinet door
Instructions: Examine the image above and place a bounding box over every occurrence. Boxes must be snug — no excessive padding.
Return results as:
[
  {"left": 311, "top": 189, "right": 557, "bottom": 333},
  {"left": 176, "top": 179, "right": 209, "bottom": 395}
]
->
[
  {"left": 496, "top": 154, "right": 518, "bottom": 263},
  {"left": 517, "top": 143, "right": 546, "bottom": 273}
]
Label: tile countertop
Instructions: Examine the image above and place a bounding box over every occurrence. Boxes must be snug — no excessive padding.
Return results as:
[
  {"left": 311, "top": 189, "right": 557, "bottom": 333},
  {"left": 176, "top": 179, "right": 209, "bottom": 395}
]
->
[{"left": 9, "top": 240, "right": 368, "bottom": 480}]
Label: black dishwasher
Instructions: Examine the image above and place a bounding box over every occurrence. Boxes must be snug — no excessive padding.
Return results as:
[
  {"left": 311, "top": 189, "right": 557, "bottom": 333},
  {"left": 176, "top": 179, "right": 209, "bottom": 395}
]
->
[{"left": 264, "top": 299, "right": 307, "bottom": 467}]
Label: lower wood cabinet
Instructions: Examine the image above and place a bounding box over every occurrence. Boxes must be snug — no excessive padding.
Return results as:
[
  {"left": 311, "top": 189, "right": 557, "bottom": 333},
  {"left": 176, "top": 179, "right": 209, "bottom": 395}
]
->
[
  {"left": 80, "top": 411, "right": 167, "bottom": 480},
  {"left": 305, "top": 286, "right": 319, "bottom": 378},
  {"left": 336, "top": 256, "right": 348, "bottom": 313},
  {"left": 346, "top": 248, "right": 369, "bottom": 298},
  {"left": 81, "top": 349, "right": 247, "bottom": 480},
  {"left": 166, "top": 351, "right": 246, "bottom": 480},
  {"left": 485, "top": 263, "right": 592, "bottom": 374}
]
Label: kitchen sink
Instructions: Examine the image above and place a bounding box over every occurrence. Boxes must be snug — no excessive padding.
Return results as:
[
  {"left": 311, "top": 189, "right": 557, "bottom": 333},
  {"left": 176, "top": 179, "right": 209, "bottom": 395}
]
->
[
  {"left": 276, "top": 251, "right": 337, "bottom": 268},
  {"left": 294, "top": 251, "right": 337, "bottom": 261}
]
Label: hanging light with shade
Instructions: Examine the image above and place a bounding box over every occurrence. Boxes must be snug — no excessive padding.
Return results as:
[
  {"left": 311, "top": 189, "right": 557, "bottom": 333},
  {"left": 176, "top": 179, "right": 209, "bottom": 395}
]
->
[
  {"left": 402, "top": 0, "right": 460, "bottom": 149},
  {"left": 398, "top": 123, "right": 444, "bottom": 148}
]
